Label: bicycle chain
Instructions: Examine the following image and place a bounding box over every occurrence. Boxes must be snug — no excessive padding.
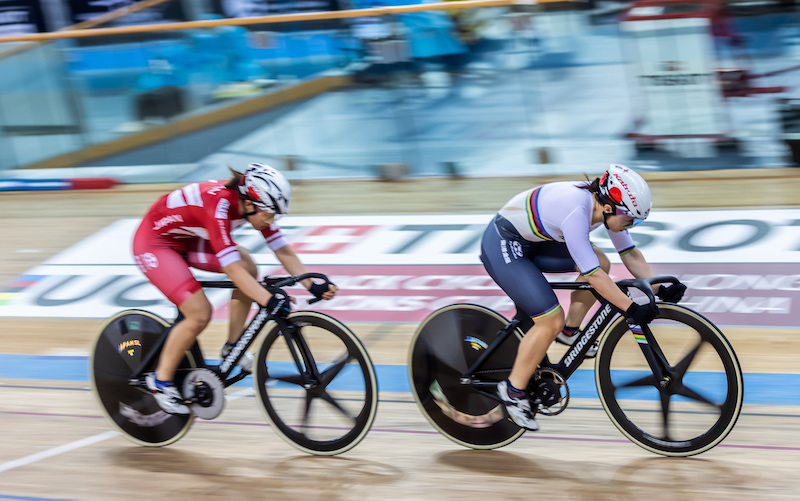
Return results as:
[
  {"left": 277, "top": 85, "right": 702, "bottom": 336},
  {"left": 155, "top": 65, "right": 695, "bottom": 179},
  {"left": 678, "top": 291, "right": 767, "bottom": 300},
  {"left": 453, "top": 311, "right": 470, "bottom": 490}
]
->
[{"left": 474, "top": 368, "right": 511, "bottom": 375}]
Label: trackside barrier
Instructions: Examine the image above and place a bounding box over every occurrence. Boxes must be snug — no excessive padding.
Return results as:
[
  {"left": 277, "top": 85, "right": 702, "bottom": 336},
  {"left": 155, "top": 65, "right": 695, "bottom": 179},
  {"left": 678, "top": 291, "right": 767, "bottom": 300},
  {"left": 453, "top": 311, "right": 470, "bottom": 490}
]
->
[
  {"left": 0, "top": 178, "right": 119, "bottom": 191},
  {"left": 0, "top": 0, "right": 533, "bottom": 43}
]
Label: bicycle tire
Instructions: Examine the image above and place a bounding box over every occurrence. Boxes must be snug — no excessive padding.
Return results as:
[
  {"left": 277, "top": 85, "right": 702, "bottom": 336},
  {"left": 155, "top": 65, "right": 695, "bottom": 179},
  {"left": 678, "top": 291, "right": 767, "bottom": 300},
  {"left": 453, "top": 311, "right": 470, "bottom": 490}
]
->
[
  {"left": 90, "top": 310, "right": 196, "bottom": 446},
  {"left": 253, "top": 311, "right": 378, "bottom": 455},
  {"left": 408, "top": 304, "right": 526, "bottom": 449},
  {"left": 595, "top": 303, "right": 744, "bottom": 456}
]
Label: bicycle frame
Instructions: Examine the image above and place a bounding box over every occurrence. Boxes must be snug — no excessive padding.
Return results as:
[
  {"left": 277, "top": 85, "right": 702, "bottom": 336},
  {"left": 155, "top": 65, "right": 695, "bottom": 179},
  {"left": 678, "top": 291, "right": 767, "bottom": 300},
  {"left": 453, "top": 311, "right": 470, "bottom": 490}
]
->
[
  {"left": 130, "top": 273, "right": 330, "bottom": 389},
  {"left": 464, "top": 276, "right": 677, "bottom": 392}
]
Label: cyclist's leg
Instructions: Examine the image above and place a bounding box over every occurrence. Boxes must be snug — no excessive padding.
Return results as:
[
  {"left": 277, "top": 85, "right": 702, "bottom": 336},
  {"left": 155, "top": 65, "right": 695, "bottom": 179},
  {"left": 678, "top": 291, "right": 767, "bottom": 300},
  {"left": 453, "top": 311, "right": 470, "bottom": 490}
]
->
[
  {"left": 134, "top": 232, "right": 210, "bottom": 381},
  {"left": 226, "top": 247, "right": 258, "bottom": 344},
  {"left": 481, "top": 227, "right": 569, "bottom": 388},
  {"left": 508, "top": 311, "right": 564, "bottom": 389},
  {"left": 146, "top": 290, "right": 210, "bottom": 414},
  {"left": 134, "top": 233, "right": 211, "bottom": 413},
  {"left": 223, "top": 248, "right": 258, "bottom": 371},
  {"left": 186, "top": 241, "right": 257, "bottom": 370},
  {"left": 156, "top": 290, "right": 212, "bottom": 381},
  {"left": 186, "top": 242, "right": 257, "bottom": 341},
  {"left": 480, "top": 223, "right": 566, "bottom": 429}
]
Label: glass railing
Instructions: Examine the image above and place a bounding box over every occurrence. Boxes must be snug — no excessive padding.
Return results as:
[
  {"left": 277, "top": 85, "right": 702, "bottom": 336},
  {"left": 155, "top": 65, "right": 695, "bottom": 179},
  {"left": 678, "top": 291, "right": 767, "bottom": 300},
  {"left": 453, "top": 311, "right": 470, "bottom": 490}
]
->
[
  {"left": 0, "top": 41, "right": 86, "bottom": 168},
  {"left": 0, "top": 0, "right": 798, "bottom": 177}
]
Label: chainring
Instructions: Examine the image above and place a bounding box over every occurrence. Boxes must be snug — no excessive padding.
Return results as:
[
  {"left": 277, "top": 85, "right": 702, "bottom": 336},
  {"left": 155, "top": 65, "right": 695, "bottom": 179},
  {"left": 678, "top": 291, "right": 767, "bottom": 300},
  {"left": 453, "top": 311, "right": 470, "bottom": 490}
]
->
[
  {"left": 182, "top": 368, "right": 225, "bottom": 420},
  {"left": 529, "top": 367, "right": 569, "bottom": 416}
]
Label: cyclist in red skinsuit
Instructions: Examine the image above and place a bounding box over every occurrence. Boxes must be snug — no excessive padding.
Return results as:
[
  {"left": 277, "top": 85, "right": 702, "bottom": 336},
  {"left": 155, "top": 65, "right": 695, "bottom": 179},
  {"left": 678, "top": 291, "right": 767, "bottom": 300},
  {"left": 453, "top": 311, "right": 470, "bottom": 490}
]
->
[{"left": 133, "top": 163, "right": 337, "bottom": 414}]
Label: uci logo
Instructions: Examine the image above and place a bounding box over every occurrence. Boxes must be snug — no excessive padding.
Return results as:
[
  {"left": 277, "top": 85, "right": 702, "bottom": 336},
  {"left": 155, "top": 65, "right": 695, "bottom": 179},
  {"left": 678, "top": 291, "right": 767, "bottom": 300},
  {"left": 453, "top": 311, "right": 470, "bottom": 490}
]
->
[
  {"left": 465, "top": 336, "right": 488, "bottom": 351},
  {"left": 510, "top": 241, "right": 523, "bottom": 259}
]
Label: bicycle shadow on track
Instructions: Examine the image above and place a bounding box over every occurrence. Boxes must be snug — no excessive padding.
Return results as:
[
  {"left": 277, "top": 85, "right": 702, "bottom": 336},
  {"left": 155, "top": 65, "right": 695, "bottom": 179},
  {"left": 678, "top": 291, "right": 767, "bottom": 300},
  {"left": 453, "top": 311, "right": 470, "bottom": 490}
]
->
[
  {"left": 608, "top": 457, "right": 757, "bottom": 500},
  {"left": 435, "top": 449, "right": 558, "bottom": 480},
  {"left": 108, "top": 447, "right": 404, "bottom": 499},
  {"left": 436, "top": 450, "right": 748, "bottom": 500}
]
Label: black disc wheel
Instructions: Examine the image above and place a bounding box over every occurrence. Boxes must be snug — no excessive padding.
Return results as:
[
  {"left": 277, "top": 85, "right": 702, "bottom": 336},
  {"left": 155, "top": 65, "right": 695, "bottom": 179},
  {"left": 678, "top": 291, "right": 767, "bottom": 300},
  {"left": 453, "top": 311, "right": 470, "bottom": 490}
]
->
[
  {"left": 253, "top": 311, "right": 378, "bottom": 456},
  {"left": 408, "top": 304, "right": 525, "bottom": 449},
  {"left": 90, "top": 310, "right": 196, "bottom": 446},
  {"left": 595, "top": 303, "right": 744, "bottom": 456}
]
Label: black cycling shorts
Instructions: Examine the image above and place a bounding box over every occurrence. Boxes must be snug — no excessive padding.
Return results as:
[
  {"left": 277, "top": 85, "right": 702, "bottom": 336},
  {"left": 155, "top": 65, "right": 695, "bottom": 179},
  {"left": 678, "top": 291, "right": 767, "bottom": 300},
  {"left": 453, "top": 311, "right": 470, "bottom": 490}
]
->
[{"left": 480, "top": 215, "right": 577, "bottom": 319}]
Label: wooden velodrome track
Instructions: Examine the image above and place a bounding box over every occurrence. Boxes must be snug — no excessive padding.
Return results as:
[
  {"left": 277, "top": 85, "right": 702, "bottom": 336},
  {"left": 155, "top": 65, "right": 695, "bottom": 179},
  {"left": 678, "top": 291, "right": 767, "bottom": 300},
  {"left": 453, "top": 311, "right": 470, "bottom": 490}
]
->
[{"left": 2, "top": 169, "right": 800, "bottom": 500}]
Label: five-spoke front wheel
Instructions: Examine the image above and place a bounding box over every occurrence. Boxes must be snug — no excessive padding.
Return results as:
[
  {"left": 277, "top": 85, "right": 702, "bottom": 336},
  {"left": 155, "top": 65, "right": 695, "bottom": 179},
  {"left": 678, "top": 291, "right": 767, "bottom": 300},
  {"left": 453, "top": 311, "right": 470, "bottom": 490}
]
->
[
  {"left": 253, "top": 312, "right": 378, "bottom": 455},
  {"left": 595, "top": 303, "right": 744, "bottom": 456}
]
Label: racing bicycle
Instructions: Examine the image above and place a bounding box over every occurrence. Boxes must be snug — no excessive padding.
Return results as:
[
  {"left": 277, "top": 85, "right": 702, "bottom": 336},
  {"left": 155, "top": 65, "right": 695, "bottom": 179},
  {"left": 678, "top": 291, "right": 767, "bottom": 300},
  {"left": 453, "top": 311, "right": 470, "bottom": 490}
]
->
[
  {"left": 408, "top": 276, "right": 743, "bottom": 456},
  {"left": 90, "top": 272, "right": 378, "bottom": 455}
]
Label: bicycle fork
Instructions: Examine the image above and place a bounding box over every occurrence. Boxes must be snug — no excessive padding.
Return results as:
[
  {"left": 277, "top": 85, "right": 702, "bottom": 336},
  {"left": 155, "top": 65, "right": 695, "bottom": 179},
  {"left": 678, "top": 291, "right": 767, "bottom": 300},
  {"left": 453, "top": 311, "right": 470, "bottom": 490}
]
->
[
  {"left": 279, "top": 321, "right": 322, "bottom": 389},
  {"left": 630, "top": 321, "right": 672, "bottom": 387}
]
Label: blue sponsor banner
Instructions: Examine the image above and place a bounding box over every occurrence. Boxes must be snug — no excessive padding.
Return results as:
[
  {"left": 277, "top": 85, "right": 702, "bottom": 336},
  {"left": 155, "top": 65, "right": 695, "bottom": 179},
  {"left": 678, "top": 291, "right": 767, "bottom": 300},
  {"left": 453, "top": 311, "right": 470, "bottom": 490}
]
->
[{"left": 0, "top": 179, "right": 70, "bottom": 191}]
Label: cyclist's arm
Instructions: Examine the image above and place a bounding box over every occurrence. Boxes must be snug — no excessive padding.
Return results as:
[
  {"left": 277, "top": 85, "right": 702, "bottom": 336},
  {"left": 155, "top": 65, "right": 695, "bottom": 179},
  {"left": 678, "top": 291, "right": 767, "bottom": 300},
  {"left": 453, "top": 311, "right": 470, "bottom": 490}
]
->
[
  {"left": 222, "top": 260, "right": 271, "bottom": 307},
  {"left": 260, "top": 224, "right": 312, "bottom": 289},
  {"left": 620, "top": 247, "right": 659, "bottom": 293},
  {"left": 620, "top": 247, "right": 653, "bottom": 277},
  {"left": 273, "top": 244, "right": 337, "bottom": 298},
  {"left": 273, "top": 244, "right": 311, "bottom": 289},
  {"left": 584, "top": 268, "right": 635, "bottom": 312},
  {"left": 561, "top": 206, "right": 605, "bottom": 276}
]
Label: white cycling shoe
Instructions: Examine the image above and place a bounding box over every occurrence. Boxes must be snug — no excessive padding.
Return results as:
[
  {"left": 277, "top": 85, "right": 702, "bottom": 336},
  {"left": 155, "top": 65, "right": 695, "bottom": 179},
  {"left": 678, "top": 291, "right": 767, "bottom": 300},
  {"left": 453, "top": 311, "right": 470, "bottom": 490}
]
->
[
  {"left": 556, "top": 330, "right": 579, "bottom": 346},
  {"left": 496, "top": 380, "right": 539, "bottom": 431},
  {"left": 145, "top": 373, "right": 190, "bottom": 415},
  {"left": 556, "top": 330, "right": 598, "bottom": 358},
  {"left": 220, "top": 345, "right": 254, "bottom": 373}
]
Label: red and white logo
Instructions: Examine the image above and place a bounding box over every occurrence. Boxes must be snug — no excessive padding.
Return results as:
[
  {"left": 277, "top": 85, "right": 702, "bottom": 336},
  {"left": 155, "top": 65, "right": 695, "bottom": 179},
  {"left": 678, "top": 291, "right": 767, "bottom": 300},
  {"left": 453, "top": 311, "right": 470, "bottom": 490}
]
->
[{"left": 134, "top": 252, "right": 159, "bottom": 273}]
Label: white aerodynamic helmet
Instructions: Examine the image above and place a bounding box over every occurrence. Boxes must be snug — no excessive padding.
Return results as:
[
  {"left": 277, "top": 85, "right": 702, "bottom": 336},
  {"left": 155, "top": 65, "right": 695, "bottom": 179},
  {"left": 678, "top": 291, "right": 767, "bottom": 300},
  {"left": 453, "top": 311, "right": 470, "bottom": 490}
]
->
[
  {"left": 599, "top": 164, "right": 652, "bottom": 220},
  {"left": 239, "top": 163, "right": 292, "bottom": 214}
]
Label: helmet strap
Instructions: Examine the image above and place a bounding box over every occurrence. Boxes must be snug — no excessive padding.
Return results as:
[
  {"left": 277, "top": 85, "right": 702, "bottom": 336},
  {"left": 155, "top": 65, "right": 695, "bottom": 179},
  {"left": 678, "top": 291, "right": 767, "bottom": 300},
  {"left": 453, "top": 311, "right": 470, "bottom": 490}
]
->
[
  {"left": 595, "top": 194, "right": 616, "bottom": 230},
  {"left": 601, "top": 203, "right": 616, "bottom": 230},
  {"left": 602, "top": 211, "right": 612, "bottom": 230},
  {"left": 240, "top": 198, "right": 257, "bottom": 219}
]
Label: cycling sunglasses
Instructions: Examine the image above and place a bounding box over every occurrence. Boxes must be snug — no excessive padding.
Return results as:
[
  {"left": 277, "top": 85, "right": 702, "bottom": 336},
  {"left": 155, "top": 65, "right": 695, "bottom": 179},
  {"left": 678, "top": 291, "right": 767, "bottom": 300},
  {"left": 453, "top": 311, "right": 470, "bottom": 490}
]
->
[{"left": 615, "top": 206, "right": 645, "bottom": 229}]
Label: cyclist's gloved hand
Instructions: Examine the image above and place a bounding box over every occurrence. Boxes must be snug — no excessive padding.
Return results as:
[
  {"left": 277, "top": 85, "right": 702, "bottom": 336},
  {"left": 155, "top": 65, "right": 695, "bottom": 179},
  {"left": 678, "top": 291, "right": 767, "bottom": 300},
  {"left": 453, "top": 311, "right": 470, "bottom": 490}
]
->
[
  {"left": 309, "top": 281, "right": 333, "bottom": 301},
  {"left": 657, "top": 282, "right": 687, "bottom": 303},
  {"left": 626, "top": 301, "right": 659, "bottom": 325},
  {"left": 267, "top": 290, "right": 292, "bottom": 318}
]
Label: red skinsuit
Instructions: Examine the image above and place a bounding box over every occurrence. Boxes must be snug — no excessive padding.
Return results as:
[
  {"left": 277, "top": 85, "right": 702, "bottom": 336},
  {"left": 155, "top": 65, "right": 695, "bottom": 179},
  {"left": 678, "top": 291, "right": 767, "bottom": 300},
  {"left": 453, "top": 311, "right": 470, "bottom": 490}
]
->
[{"left": 132, "top": 180, "right": 287, "bottom": 305}]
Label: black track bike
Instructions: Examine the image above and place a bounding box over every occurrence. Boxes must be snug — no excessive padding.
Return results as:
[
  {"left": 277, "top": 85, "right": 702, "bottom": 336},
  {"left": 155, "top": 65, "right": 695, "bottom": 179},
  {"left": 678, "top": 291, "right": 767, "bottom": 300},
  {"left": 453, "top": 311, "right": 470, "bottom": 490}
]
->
[
  {"left": 408, "top": 276, "right": 743, "bottom": 457},
  {"left": 90, "top": 273, "right": 378, "bottom": 455}
]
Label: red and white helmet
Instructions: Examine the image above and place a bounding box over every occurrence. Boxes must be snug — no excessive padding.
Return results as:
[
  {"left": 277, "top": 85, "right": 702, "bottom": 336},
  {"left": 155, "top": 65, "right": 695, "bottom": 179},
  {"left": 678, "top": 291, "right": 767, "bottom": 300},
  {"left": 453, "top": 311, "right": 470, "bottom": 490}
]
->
[
  {"left": 599, "top": 164, "right": 651, "bottom": 220},
  {"left": 238, "top": 163, "right": 292, "bottom": 214}
]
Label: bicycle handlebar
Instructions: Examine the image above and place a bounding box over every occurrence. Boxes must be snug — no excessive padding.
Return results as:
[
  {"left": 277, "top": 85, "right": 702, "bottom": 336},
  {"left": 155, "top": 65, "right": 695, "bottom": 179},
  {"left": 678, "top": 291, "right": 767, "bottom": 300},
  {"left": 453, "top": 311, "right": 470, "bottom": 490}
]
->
[
  {"left": 199, "top": 273, "right": 676, "bottom": 308},
  {"left": 262, "top": 272, "right": 329, "bottom": 288},
  {"left": 199, "top": 272, "right": 334, "bottom": 304},
  {"left": 265, "top": 272, "right": 333, "bottom": 304},
  {"left": 615, "top": 275, "right": 680, "bottom": 306}
]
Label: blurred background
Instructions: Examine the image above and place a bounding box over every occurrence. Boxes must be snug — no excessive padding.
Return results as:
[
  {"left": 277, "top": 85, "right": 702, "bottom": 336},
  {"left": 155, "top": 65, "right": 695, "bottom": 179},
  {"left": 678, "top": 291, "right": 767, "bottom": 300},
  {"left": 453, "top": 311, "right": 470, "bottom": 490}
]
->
[
  {"left": 2, "top": 0, "right": 800, "bottom": 499},
  {"left": 0, "top": 0, "right": 797, "bottom": 184}
]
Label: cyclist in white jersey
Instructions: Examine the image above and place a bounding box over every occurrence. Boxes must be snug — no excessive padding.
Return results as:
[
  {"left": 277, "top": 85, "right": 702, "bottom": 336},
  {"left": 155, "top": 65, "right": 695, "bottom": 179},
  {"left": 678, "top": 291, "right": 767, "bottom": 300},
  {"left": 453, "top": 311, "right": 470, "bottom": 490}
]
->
[{"left": 480, "top": 165, "right": 687, "bottom": 431}]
